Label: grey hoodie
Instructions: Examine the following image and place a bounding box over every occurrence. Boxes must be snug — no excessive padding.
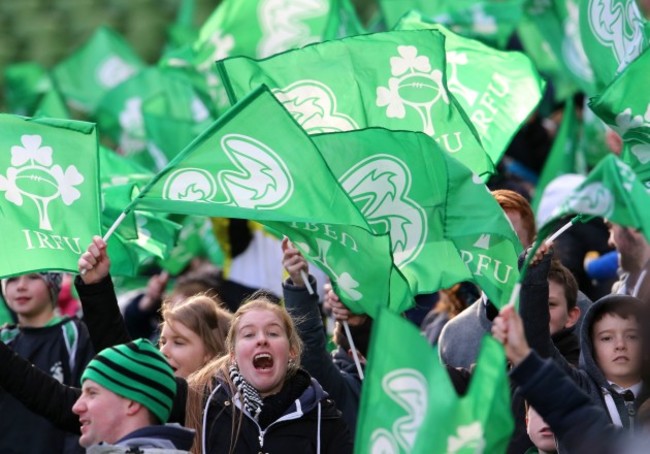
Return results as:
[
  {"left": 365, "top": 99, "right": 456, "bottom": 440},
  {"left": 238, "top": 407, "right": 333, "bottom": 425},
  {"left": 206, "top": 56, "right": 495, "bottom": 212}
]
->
[{"left": 86, "top": 424, "right": 195, "bottom": 454}]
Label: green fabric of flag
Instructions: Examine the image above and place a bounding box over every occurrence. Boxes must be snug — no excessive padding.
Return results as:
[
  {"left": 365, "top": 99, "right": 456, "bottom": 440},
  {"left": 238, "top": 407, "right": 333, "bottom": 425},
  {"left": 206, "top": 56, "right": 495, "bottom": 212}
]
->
[
  {"left": 312, "top": 128, "right": 521, "bottom": 307},
  {"left": 577, "top": 103, "right": 611, "bottom": 168},
  {"left": 539, "top": 154, "right": 650, "bottom": 244},
  {"left": 34, "top": 88, "right": 71, "bottom": 119},
  {"left": 520, "top": 0, "right": 595, "bottom": 95},
  {"left": 395, "top": 15, "right": 545, "bottom": 165},
  {"left": 165, "top": 0, "right": 199, "bottom": 54},
  {"left": 3, "top": 63, "right": 52, "bottom": 116},
  {"left": 589, "top": 47, "right": 650, "bottom": 172},
  {"left": 579, "top": 0, "right": 648, "bottom": 91},
  {"left": 52, "top": 27, "right": 145, "bottom": 114},
  {"left": 218, "top": 29, "right": 494, "bottom": 177},
  {"left": 99, "top": 146, "right": 154, "bottom": 188},
  {"left": 0, "top": 116, "right": 101, "bottom": 277},
  {"left": 95, "top": 67, "right": 213, "bottom": 171},
  {"left": 379, "top": 0, "right": 525, "bottom": 48},
  {"left": 355, "top": 308, "right": 513, "bottom": 453},
  {"left": 130, "top": 86, "right": 369, "bottom": 227},
  {"left": 266, "top": 221, "right": 413, "bottom": 316},
  {"left": 531, "top": 97, "right": 586, "bottom": 216},
  {"left": 160, "top": 216, "right": 224, "bottom": 274}
]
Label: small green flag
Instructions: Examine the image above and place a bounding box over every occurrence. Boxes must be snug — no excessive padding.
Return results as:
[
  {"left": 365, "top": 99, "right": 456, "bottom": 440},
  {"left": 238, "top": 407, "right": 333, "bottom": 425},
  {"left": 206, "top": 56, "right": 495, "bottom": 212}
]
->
[
  {"left": 531, "top": 97, "right": 586, "bottom": 216},
  {"left": 395, "top": 15, "right": 545, "bottom": 165},
  {"left": 539, "top": 154, "right": 650, "bottom": 244},
  {"left": 3, "top": 63, "right": 52, "bottom": 116},
  {"left": 355, "top": 308, "right": 513, "bottom": 453},
  {"left": 312, "top": 128, "right": 521, "bottom": 307},
  {"left": 579, "top": 0, "right": 648, "bottom": 91},
  {"left": 379, "top": 0, "right": 525, "bottom": 48},
  {"left": 52, "top": 27, "right": 145, "bottom": 114},
  {"left": 0, "top": 116, "right": 101, "bottom": 277},
  {"left": 34, "top": 88, "right": 71, "bottom": 119},
  {"left": 130, "top": 86, "right": 369, "bottom": 227},
  {"left": 218, "top": 29, "right": 494, "bottom": 177},
  {"left": 589, "top": 47, "right": 650, "bottom": 172}
]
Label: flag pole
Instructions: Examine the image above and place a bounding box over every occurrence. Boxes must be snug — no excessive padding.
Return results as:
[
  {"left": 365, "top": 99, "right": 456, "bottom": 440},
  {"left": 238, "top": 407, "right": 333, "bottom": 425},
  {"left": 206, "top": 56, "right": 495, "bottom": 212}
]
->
[
  {"left": 343, "top": 320, "right": 365, "bottom": 380},
  {"left": 80, "top": 211, "right": 129, "bottom": 276},
  {"left": 300, "top": 270, "right": 315, "bottom": 295}
]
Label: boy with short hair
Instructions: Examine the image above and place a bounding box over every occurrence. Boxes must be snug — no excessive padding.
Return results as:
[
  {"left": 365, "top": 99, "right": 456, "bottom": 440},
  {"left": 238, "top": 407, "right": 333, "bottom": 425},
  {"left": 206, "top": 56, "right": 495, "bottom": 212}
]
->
[
  {"left": 522, "top": 253, "right": 643, "bottom": 430},
  {"left": 0, "top": 272, "right": 95, "bottom": 454},
  {"left": 548, "top": 259, "right": 582, "bottom": 365}
]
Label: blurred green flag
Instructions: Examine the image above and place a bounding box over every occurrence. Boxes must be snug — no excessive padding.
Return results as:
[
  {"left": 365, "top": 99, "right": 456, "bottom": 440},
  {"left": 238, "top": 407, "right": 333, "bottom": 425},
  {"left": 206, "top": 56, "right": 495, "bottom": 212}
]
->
[
  {"left": 379, "top": 0, "right": 525, "bottom": 48},
  {"left": 589, "top": 47, "right": 650, "bottom": 173},
  {"left": 395, "top": 15, "right": 545, "bottom": 165},
  {"left": 34, "top": 88, "right": 71, "bottom": 119},
  {"left": 3, "top": 63, "right": 52, "bottom": 116},
  {"left": 52, "top": 27, "right": 145, "bottom": 114},
  {"left": 218, "top": 29, "right": 494, "bottom": 177},
  {"left": 579, "top": 0, "right": 648, "bottom": 91},
  {"left": 356, "top": 308, "right": 513, "bottom": 453},
  {"left": 0, "top": 116, "right": 101, "bottom": 277},
  {"left": 539, "top": 154, "right": 650, "bottom": 244},
  {"left": 313, "top": 128, "right": 521, "bottom": 307}
]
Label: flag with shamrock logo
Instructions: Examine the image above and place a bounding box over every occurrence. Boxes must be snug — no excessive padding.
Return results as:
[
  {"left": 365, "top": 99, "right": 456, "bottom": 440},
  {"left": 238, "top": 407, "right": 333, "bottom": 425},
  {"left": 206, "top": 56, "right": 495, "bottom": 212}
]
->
[
  {"left": 218, "top": 29, "right": 494, "bottom": 177},
  {"left": 0, "top": 116, "right": 101, "bottom": 277},
  {"left": 312, "top": 128, "right": 521, "bottom": 307},
  {"left": 589, "top": 47, "right": 650, "bottom": 173},
  {"left": 579, "top": 0, "right": 648, "bottom": 91},
  {"left": 356, "top": 308, "right": 513, "bottom": 453},
  {"left": 52, "top": 27, "right": 145, "bottom": 114},
  {"left": 395, "top": 15, "right": 545, "bottom": 165},
  {"left": 379, "top": 0, "right": 525, "bottom": 48},
  {"left": 539, "top": 154, "right": 650, "bottom": 244}
]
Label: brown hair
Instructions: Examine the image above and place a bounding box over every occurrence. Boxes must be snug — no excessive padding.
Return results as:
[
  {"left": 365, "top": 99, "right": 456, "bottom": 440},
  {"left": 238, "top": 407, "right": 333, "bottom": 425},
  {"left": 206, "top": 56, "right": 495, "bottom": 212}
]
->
[
  {"left": 492, "top": 189, "right": 536, "bottom": 247},
  {"left": 185, "top": 298, "right": 303, "bottom": 454},
  {"left": 160, "top": 293, "right": 232, "bottom": 360},
  {"left": 548, "top": 259, "right": 578, "bottom": 311},
  {"left": 589, "top": 295, "right": 642, "bottom": 342}
]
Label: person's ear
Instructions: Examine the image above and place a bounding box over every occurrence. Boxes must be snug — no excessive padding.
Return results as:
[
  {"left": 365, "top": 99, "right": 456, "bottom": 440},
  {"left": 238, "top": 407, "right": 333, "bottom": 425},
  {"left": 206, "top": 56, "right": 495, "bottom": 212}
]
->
[
  {"left": 125, "top": 400, "right": 143, "bottom": 417},
  {"left": 565, "top": 306, "right": 581, "bottom": 329}
]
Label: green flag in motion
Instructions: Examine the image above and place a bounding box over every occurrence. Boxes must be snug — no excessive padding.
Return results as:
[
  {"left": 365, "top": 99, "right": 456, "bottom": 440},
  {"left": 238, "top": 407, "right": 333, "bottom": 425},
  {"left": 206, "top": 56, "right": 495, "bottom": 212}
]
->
[
  {"left": 3, "top": 63, "right": 52, "bottom": 116},
  {"left": 218, "top": 29, "right": 493, "bottom": 177},
  {"left": 52, "top": 27, "right": 145, "bottom": 114},
  {"left": 267, "top": 221, "right": 414, "bottom": 316},
  {"left": 355, "top": 308, "right": 513, "bottom": 453},
  {"left": 129, "top": 86, "right": 369, "bottom": 227},
  {"left": 379, "top": 0, "right": 524, "bottom": 48},
  {"left": 0, "top": 116, "right": 101, "bottom": 277},
  {"left": 531, "top": 97, "right": 586, "bottom": 217},
  {"left": 312, "top": 128, "right": 521, "bottom": 307},
  {"left": 539, "top": 154, "right": 650, "bottom": 244},
  {"left": 589, "top": 47, "right": 650, "bottom": 173},
  {"left": 579, "top": 0, "right": 648, "bottom": 91},
  {"left": 395, "top": 15, "right": 545, "bottom": 165}
]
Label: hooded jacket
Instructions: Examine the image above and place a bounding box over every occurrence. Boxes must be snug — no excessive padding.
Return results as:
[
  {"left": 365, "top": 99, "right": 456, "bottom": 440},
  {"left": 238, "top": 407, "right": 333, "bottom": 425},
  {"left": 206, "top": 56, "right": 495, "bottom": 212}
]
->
[
  {"left": 87, "top": 424, "right": 195, "bottom": 454},
  {"left": 522, "top": 277, "right": 643, "bottom": 429},
  {"left": 201, "top": 369, "right": 353, "bottom": 453}
]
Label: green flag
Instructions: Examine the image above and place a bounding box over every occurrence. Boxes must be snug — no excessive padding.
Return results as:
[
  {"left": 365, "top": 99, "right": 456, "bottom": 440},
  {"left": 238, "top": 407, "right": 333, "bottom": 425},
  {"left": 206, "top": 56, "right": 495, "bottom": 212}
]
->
[
  {"left": 160, "top": 215, "right": 224, "bottom": 274},
  {"left": 52, "top": 27, "right": 145, "bottom": 114},
  {"left": 312, "top": 128, "right": 521, "bottom": 307},
  {"left": 95, "top": 67, "right": 213, "bottom": 171},
  {"left": 531, "top": 97, "right": 586, "bottom": 216},
  {"left": 34, "top": 88, "right": 71, "bottom": 119},
  {"left": 395, "top": 15, "right": 545, "bottom": 165},
  {"left": 3, "top": 63, "right": 52, "bottom": 116},
  {"left": 129, "top": 86, "right": 369, "bottom": 227},
  {"left": 579, "top": 0, "right": 648, "bottom": 91},
  {"left": 589, "top": 47, "right": 650, "bottom": 172},
  {"left": 539, "top": 154, "right": 650, "bottom": 243},
  {"left": 577, "top": 101, "right": 612, "bottom": 168},
  {"left": 355, "top": 308, "right": 513, "bottom": 453},
  {"left": 0, "top": 116, "right": 101, "bottom": 277},
  {"left": 165, "top": 0, "right": 199, "bottom": 53},
  {"left": 379, "top": 0, "right": 525, "bottom": 48},
  {"left": 218, "top": 29, "right": 494, "bottom": 177}
]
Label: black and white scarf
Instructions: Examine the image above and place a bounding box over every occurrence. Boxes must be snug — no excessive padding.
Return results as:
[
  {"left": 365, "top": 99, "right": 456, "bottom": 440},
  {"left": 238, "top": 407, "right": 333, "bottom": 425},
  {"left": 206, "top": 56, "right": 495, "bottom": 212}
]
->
[{"left": 229, "top": 363, "right": 264, "bottom": 421}]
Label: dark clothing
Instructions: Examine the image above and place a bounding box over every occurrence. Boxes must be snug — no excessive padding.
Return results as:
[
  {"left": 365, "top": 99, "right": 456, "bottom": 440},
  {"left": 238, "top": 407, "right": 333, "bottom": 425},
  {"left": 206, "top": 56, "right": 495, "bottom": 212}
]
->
[
  {"left": 551, "top": 328, "right": 580, "bottom": 367},
  {"left": 88, "top": 424, "right": 195, "bottom": 453},
  {"left": 0, "top": 317, "right": 93, "bottom": 454},
  {"left": 283, "top": 276, "right": 362, "bottom": 437},
  {"left": 201, "top": 369, "right": 353, "bottom": 453}
]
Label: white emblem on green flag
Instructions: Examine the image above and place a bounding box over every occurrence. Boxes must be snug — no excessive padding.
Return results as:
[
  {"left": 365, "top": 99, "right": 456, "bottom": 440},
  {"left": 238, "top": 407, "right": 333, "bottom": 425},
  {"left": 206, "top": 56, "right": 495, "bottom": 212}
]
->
[{"left": 446, "top": 421, "right": 485, "bottom": 452}]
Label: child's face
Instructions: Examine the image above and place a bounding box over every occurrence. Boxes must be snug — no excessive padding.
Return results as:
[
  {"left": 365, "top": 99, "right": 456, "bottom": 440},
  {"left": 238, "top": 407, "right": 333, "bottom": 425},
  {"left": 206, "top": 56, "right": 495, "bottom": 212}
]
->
[
  {"left": 526, "top": 406, "right": 556, "bottom": 452},
  {"left": 548, "top": 279, "right": 570, "bottom": 336},
  {"left": 4, "top": 274, "right": 53, "bottom": 323},
  {"left": 592, "top": 313, "right": 642, "bottom": 388}
]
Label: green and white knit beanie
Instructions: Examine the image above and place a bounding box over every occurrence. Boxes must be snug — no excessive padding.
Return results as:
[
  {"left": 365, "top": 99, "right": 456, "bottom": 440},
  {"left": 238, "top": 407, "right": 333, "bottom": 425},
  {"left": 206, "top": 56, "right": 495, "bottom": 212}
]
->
[{"left": 81, "top": 339, "right": 176, "bottom": 423}]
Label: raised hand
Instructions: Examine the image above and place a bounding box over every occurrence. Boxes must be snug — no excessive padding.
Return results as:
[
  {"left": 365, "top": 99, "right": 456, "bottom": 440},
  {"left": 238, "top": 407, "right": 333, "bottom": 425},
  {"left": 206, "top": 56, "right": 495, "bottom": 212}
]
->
[
  {"left": 78, "top": 236, "right": 110, "bottom": 284},
  {"left": 281, "top": 237, "right": 308, "bottom": 288},
  {"left": 491, "top": 304, "right": 531, "bottom": 366}
]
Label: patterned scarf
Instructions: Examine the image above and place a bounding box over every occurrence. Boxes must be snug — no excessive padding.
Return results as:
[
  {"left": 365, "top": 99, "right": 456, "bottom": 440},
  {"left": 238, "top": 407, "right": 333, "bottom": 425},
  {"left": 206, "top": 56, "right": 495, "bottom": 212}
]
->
[{"left": 229, "top": 363, "right": 264, "bottom": 421}]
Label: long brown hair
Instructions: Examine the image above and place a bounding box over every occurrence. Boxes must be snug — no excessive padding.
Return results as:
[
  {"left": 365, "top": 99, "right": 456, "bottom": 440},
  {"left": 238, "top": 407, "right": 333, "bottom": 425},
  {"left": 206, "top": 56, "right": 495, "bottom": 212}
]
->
[{"left": 185, "top": 298, "right": 303, "bottom": 454}]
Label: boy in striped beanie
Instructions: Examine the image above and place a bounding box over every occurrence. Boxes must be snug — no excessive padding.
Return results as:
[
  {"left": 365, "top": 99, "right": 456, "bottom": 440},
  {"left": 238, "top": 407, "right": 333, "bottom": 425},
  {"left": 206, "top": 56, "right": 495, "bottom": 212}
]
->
[{"left": 72, "top": 339, "right": 194, "bottom": 452}]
